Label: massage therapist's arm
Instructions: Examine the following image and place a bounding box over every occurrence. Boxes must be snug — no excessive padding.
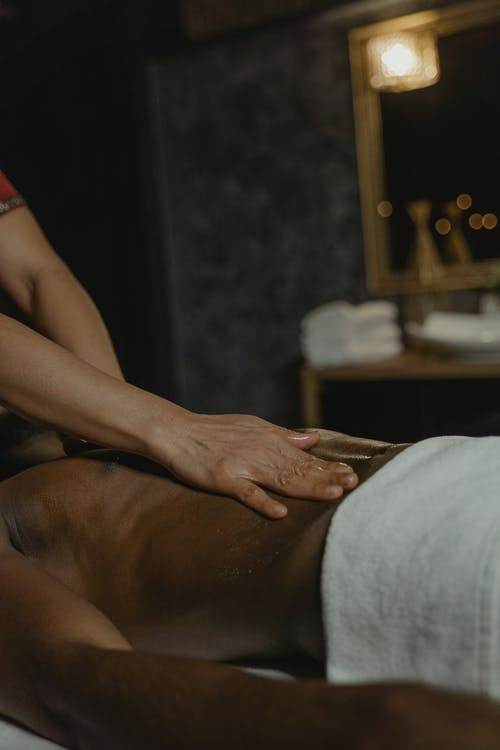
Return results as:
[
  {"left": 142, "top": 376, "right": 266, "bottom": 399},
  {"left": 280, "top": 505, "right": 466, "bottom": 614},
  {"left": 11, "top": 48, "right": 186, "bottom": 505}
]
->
[
  {"left": 0, "top": 190, "right": 357, "bottom": 518},
  {"left": 0, "top": 205, "right": 123, "bottom": 380}
]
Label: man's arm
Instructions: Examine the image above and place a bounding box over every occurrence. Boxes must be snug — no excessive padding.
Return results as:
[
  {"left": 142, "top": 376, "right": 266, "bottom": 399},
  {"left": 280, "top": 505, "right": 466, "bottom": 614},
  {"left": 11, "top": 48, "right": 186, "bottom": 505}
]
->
[{"left": 0, "top": 520, "right": 131, "bottom": 746}]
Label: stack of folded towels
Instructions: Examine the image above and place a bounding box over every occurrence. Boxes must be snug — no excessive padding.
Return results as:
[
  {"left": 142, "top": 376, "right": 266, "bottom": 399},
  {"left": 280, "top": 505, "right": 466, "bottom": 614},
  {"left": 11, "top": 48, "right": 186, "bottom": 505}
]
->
[{"left": 300, "top": 300, "right": 402, "bottom": 366}]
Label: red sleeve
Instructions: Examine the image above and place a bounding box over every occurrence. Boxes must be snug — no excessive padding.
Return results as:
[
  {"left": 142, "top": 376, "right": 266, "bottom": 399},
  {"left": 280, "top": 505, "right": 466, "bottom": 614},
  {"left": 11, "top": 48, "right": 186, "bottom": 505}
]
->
[{"left": 0, "top": 171, "right": 26, "bottom": 215}]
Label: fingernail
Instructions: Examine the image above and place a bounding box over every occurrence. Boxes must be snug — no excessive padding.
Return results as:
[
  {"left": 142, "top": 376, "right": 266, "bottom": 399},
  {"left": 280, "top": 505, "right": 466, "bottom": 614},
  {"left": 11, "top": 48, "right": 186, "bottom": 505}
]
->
[
  {"left": 336, "top": 463, "right": 354, "bottom": 472},
  {"left": 327, "top": 486, "right": 343, "bottom": 498},
  {"left": 272, "top": 504, "right": 287, "bottom": 518}
]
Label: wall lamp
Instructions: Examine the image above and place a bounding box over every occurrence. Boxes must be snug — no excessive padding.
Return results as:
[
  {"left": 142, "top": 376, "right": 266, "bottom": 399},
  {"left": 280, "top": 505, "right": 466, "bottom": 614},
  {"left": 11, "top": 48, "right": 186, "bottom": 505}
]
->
[{"left": 366, "top": 30, "right": 440, "bottom": 92}]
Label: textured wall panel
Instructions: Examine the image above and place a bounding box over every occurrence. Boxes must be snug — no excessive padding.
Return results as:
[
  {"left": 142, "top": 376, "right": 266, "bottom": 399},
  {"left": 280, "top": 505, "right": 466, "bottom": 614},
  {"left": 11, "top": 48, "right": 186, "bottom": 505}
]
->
[{"left": 147, "top": 17, "right": 366, "bottom": 424}]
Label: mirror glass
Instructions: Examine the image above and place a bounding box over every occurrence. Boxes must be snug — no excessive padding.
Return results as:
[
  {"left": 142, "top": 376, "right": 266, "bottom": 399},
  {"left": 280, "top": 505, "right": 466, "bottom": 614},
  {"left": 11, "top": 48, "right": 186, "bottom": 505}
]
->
[{"left": 350, "top": 1, "right": 500, "bottom": 293}]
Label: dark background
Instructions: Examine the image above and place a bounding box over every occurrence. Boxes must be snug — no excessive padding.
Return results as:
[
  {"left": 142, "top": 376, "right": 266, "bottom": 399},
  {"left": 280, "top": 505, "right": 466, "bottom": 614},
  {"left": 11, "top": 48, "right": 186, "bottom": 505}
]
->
[
  {"left": 0, "top": 0, "right": 365, "bottom": 419},
  {"left": 0, "top": 0, "right": 164, "bottom": 392}
]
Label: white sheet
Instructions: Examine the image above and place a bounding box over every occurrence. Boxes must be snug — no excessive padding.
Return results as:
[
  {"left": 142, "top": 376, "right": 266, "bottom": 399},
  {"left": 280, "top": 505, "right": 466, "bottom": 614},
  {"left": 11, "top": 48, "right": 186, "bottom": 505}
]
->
[{"left": 0, "top": 721, "right": 64, "bottom": 750}]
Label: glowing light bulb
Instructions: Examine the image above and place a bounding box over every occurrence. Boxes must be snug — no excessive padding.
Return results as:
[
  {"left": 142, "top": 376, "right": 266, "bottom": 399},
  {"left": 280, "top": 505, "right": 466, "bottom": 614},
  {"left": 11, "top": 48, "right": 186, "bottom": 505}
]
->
[{"left": 381, "top": 43, "right": 418, "bottom": 77}]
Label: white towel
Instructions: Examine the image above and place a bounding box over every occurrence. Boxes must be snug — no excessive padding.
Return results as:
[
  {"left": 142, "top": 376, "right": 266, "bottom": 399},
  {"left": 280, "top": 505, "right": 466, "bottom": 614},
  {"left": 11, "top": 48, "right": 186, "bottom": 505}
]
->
[
  {"left": 300, "top": 300, "right": 402, "bottom": 366},
  {"left": 321, "top": 435, "right": 500, "bottom": 698},
  {"left": 302, "top": 300, "right": 398, "bottom": 331}
]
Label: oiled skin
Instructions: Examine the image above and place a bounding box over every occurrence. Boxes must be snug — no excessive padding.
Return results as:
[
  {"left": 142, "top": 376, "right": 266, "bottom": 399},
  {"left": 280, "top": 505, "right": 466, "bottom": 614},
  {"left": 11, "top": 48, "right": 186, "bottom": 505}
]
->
[{"left": 0, "top": 430, "right": 408, "bottom": 665}]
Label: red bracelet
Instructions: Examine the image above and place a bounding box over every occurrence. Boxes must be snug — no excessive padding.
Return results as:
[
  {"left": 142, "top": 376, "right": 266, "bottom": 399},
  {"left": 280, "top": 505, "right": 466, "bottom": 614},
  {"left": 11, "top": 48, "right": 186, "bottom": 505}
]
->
[{"left": 0, "top": 170, "right": 26, "bottom": 215}]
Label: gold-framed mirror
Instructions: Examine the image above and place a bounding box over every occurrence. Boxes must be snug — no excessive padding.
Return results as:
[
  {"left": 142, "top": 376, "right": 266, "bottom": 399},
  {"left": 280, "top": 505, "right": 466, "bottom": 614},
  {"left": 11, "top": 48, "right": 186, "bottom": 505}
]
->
[{"left": 349, "top": 0, "right": 500, "bottom": 295}]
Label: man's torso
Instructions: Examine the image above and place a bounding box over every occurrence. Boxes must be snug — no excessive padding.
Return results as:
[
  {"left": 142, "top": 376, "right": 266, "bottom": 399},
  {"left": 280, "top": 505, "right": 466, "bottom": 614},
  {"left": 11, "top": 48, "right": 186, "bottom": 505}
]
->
[{"left": 0, "top": 431, "right": 408, "bottom": 664}]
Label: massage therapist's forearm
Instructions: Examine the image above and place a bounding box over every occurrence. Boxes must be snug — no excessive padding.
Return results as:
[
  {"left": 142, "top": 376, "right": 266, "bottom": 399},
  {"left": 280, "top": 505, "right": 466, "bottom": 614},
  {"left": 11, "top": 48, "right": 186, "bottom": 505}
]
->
[
  {"left": 0, "top": 312, "right": 186, "bottom": 457},
  {"left": 29, "top": 264, "right": 124, "bottom": 379},
  {"left": 0, "top": 206, "right": 123, "bottom": 379}
]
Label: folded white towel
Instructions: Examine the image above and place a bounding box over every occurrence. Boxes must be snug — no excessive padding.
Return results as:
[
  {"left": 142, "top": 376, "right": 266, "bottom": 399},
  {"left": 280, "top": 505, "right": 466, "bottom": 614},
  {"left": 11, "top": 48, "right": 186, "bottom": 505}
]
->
[
  {"left": 321, "top": 436, "right": 500, "bottom": 698},
  {"left": 300, "top": 300, "right": 402, "bottom": 366},
  {"left": 302, "top": 301, "right": 398, "bottom": 331}
]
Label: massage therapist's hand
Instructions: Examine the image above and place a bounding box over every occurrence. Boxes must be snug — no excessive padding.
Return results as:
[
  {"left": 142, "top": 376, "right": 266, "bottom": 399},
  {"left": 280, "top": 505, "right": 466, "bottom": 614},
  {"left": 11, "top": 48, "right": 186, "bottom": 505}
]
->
[{"left": 160, "top": 412, "right": 358, "bottom": 519}]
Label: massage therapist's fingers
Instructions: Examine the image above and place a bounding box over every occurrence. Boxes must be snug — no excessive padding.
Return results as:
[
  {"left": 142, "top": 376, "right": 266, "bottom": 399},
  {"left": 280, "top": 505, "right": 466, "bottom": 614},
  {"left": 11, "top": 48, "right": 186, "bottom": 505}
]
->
[
  {"left": 224, "top": 457, "right": 358, "bottom": 518},
  {"left": 266, "top": 456, "right": 359, "bottom": 501},
  {"left": 230, "top": 480, "right": 288, "bottom": 519},
  {"left": 226, "top": 453, "right": 358, "bottom": 516},
  {"left": 163, "top": 412, "right": 360, "bottom": 517}
]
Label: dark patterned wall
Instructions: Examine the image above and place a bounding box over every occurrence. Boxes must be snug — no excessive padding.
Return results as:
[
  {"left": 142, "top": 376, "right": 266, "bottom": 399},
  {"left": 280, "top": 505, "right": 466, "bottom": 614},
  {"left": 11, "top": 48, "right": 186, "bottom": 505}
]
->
[{"left": 148, "top": 17, "right": 366, "bottom": 425}]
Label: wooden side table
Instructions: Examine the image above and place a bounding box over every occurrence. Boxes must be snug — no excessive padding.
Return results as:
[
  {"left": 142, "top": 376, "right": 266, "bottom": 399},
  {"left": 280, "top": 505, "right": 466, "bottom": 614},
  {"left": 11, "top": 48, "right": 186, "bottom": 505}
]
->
[{"left": 300, "top": 351, "right": 500, "bottom": 427}]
